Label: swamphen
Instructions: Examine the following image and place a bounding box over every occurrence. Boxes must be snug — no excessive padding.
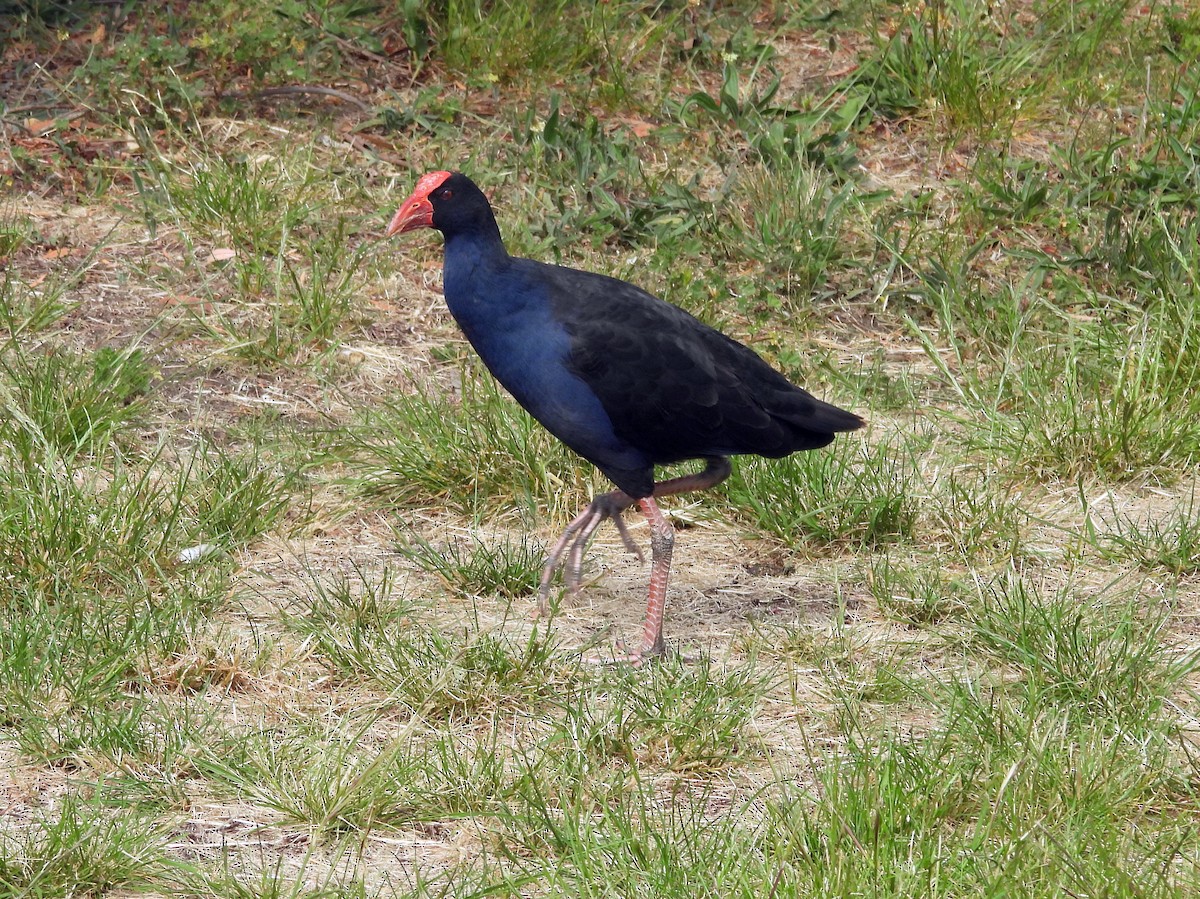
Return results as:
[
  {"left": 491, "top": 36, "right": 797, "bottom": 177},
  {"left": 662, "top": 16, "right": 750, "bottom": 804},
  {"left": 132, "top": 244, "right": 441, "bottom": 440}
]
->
[{"left": 388, "top": 171, "right": 863, "bottom": 663}]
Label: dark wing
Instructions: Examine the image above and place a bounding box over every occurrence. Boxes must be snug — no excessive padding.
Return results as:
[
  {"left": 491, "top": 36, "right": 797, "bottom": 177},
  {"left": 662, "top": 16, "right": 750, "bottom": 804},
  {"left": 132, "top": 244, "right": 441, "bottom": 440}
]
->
[{"left": 538, "top": 262, "right": 862, "bottom": 466}]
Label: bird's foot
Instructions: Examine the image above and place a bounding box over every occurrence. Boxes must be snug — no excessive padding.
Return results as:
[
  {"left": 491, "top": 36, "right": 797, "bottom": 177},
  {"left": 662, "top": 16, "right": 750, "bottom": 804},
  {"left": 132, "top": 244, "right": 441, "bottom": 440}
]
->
[
  {"left": 580, "top": 640, "right": 705, "bottom": 667},
  {"left": 536, "top": 491, "right": 639, "bottom": 615},
  {"left": 581, "top": 637, "right": 667, "bottom": 668}
]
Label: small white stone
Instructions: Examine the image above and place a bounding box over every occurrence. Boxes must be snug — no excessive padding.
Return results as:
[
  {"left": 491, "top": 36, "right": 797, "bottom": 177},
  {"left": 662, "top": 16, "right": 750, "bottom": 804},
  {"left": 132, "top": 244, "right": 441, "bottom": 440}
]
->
[{"left": 178, "top": 543, "right": 219, "bottom": 564}]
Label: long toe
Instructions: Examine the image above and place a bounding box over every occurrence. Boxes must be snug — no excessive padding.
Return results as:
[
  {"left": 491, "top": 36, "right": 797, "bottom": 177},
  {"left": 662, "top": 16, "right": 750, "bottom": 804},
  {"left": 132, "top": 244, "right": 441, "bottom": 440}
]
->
[
  {"left": 537, "top": 505, "right": 600, "bottom": 612},
  {"left": 564, "top": 518, "right": 603, "bottom": 593},
  {"left": 582, "top": 638, "right": 668, "bottom": 667},
  {"left": 611, "top": 514, "right": 645, "bottom": 562},
  {"left": 536, "top": 560, "right": 559, "bottom": 617},
  {"left": 540, "top": 490, "right": 636, "bottom": 602},
  {"left": 537, "top": 540, "right": 570, "bottom": 615}
]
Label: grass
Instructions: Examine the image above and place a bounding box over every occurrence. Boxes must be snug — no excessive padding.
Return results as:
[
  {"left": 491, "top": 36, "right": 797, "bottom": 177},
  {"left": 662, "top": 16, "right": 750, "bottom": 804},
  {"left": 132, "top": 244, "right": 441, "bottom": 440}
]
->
[
  {"left": 721, "top": 426, "right": 920, "bottom": 548},
  {"left": 345, "top": 367, "right": 603, "bottom": 522},
  {"left": 281, "top": 564, "right": 569, "bottom": 718},
  {"left": 2, "top": 0, "right": 1200, "bottom": 895},
  {"left": 0, "top": 343, "right": 154, "bottom": 456},
  {"left": 396, "top": 527, "right": 544, "bottom": 599},
  {"left": 0, "top": 788, "right": 174, "bottom": 898},
  {"left": 1098, "top": 488, "right": 1200, "bottom": 575}
]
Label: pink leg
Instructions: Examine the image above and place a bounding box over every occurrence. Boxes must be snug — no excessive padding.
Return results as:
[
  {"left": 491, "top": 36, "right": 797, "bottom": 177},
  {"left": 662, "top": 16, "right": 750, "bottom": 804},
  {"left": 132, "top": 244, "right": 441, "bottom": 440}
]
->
[
  {"left": 629, "top": 496, "right": 673, "bottom": 661},
  {"left": 650, "top": 456, "right": 733, "bottom": 503},
  {"left": 540, "top": 457, "right": 734, "bottom": 663}
]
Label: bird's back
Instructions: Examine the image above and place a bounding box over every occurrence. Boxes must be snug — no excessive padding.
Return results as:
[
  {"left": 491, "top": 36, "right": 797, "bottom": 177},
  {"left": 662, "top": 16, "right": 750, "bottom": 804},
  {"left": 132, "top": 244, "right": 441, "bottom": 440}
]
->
[{"left": 533, "top": 260, "right": 863, "bottom": 466}]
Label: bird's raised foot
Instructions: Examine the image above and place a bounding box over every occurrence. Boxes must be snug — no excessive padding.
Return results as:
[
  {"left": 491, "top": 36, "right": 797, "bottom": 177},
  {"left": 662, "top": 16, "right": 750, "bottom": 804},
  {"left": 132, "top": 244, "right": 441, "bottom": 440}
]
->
[{"left": 536, "top": 490, "right": 640, "bottom": 615}]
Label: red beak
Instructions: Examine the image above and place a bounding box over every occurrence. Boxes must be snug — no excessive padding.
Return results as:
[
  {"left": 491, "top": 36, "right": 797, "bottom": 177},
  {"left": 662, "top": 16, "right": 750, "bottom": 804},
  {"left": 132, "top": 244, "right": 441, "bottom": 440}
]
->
[{"left": 386, "top": 195, "right": 434, "bottom": 236}]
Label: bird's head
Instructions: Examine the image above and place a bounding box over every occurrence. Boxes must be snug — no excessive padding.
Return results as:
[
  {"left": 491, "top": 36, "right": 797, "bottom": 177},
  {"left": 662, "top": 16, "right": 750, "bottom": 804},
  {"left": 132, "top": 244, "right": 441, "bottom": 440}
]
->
[{"left": 386, "top": 171, "right": 496, "bottom": 239}]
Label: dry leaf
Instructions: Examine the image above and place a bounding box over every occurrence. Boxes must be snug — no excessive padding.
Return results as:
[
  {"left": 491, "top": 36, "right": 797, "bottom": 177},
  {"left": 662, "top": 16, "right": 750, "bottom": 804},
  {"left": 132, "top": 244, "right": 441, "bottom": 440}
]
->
[
  {"left": 24, "top": 117, "right": 58, "bottom": 136},
  {"left": 626, "top": 119, "right": 655, "bottom": 139}
]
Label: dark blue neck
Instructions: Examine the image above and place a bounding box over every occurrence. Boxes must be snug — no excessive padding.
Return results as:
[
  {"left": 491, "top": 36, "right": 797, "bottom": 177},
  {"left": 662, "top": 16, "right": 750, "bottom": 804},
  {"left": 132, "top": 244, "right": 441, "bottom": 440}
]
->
[
  {"left": 442, "top": 226, "right": 512, "bottom": 316},
  {"left": 444, "top": 225, "right": 506, "bottom": 260}
]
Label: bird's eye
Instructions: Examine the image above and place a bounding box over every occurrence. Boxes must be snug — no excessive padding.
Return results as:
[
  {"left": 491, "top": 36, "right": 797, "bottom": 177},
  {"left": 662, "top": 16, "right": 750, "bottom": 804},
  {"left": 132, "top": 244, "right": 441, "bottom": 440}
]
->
[{"left": 440, "top": 189, "right": 453, "bottom": 199}]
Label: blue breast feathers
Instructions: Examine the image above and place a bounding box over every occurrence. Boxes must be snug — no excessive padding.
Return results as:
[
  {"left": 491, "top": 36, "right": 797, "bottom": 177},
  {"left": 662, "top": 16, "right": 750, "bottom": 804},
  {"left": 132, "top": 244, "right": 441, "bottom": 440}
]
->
[{"left": 441, "top": 246, "right": 648, "bottom": 478}]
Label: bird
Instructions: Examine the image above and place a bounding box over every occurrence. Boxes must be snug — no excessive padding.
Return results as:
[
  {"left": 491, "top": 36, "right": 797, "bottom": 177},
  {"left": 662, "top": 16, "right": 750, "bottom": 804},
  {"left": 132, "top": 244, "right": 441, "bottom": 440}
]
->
[{"left": 387, "top": 171, "right": 863, "bottom": 664}]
